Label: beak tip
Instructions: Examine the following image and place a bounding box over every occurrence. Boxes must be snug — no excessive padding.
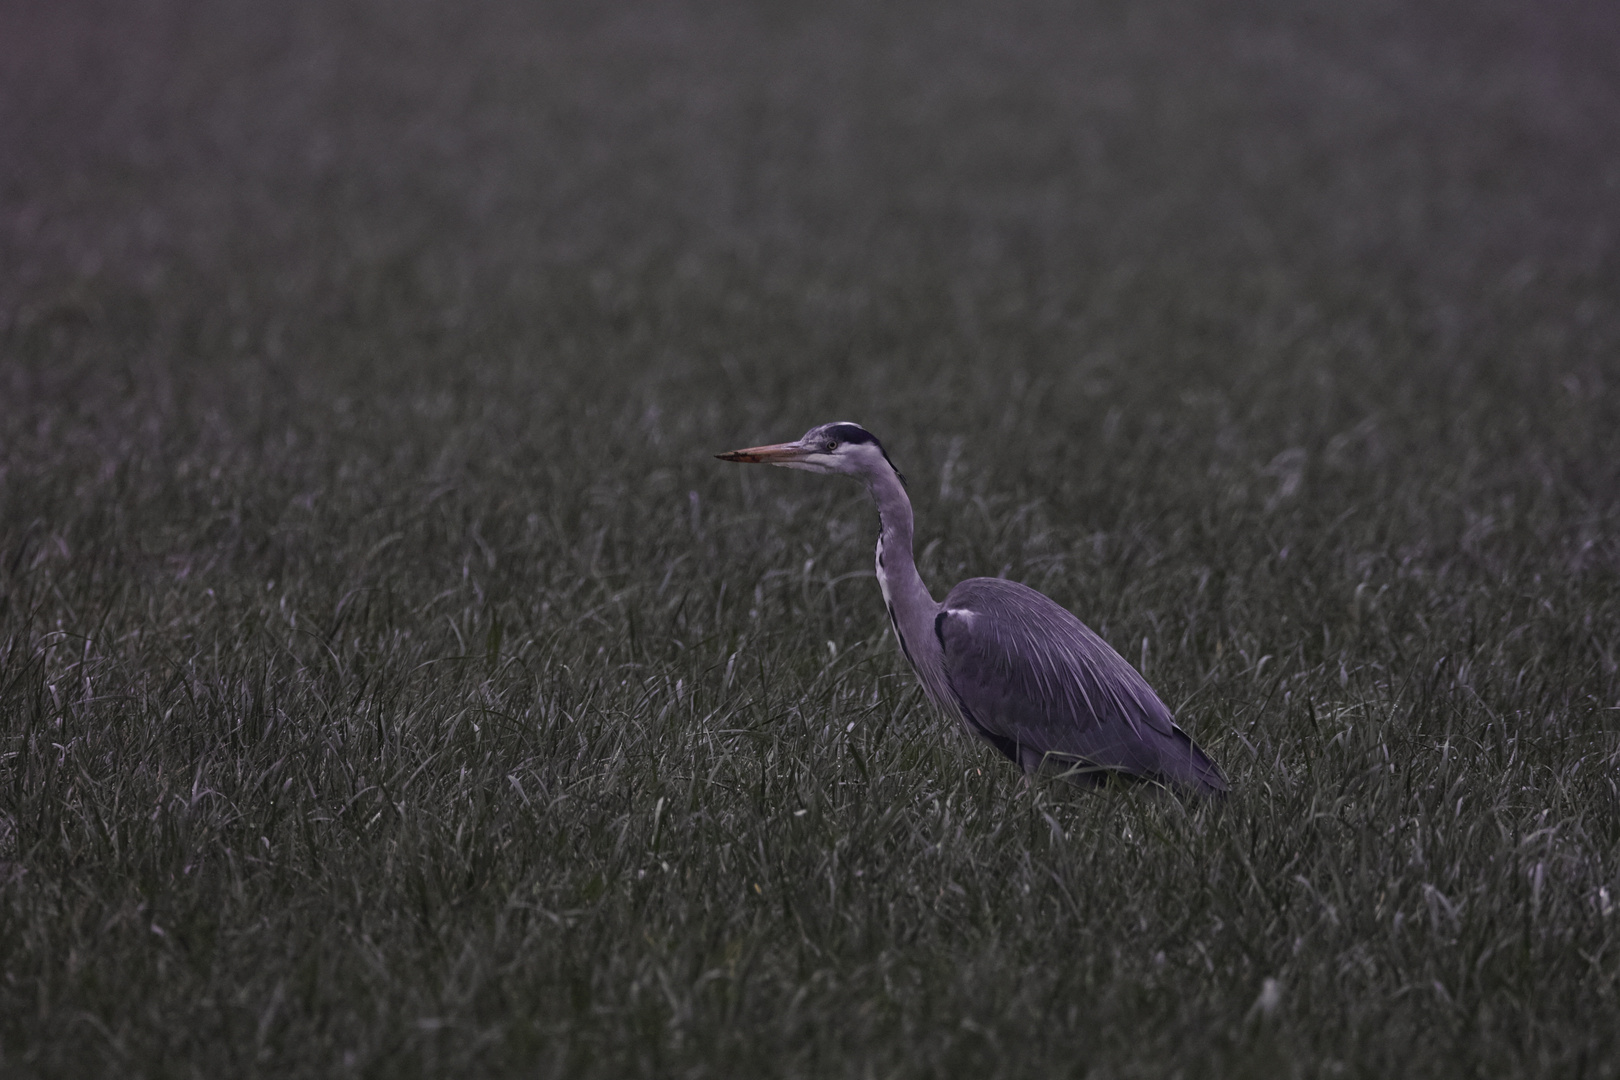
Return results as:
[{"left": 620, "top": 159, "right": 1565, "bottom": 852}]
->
[{"left": 715, "top": 441, "right": 801, "bottom": 465}]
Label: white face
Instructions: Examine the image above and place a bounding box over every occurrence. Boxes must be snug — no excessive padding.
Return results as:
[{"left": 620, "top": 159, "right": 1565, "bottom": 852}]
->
[
  {"left": 717, "top": 422, "right": 896, "bottom": 481},
  {"left": 779, "top": 426, "right": 890, "bottom": 477}
]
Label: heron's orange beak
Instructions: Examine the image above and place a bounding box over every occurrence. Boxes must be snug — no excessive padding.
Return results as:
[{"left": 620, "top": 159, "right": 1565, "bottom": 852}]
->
[{"left": 715, "top": 441, "right": 811, "bottom": 464}]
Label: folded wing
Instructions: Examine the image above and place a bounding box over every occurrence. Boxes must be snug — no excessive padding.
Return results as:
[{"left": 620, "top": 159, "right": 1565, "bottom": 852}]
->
[{"left": 936, "top": 577, "right": 1227, "bottom": 796}]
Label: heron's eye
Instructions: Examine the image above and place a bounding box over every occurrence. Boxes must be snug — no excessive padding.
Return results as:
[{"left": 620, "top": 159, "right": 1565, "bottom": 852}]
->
[{"left": 824, "top": 440, "right": 839, "bottom": 452}]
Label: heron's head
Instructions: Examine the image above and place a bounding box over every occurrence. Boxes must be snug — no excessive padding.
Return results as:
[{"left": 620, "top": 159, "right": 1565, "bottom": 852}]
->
[{"left": 716, "top": 422, "right": 902, "bottom": 483}]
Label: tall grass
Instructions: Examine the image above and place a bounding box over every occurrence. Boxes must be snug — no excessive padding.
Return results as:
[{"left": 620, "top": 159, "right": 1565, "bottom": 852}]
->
[{"left": 3, "top": 0, "right": 1618, "bottom": 1075}]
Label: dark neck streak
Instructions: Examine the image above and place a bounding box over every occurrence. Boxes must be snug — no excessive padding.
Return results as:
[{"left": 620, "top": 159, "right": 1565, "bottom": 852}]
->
[{"left": 867, "top": 461, "right": 947, "bottom": 707}]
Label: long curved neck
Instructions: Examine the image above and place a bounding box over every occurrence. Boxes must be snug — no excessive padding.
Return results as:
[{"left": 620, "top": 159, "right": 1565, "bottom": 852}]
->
[{"left": 867, "top": 464, "right": 950, "bottom": 707}]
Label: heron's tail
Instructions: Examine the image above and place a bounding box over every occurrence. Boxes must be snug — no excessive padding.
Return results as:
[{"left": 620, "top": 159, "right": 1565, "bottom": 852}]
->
[{"left": 1164, "top": 725, "right": 1230, "bottom": 798}]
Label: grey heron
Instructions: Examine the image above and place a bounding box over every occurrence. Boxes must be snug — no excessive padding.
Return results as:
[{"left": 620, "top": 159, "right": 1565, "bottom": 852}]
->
[{"left": 717, "top": 422, "right": 1228, "bottom": 797}]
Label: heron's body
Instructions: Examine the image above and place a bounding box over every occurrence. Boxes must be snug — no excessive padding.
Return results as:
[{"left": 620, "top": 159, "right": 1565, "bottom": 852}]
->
[{"left": 719, "top": 422, "right": 1227, "bottom": 797}]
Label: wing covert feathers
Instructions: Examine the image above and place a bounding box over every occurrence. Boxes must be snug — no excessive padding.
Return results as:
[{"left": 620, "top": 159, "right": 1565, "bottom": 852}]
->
[{"left": 936, "top": 578, "right": 1228, "bottom": 797}]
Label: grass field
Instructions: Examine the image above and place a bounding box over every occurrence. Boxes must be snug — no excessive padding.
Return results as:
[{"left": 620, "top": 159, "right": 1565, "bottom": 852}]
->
[{"left": 4, "top": 0, "right": 1620, "bottom": 1075}]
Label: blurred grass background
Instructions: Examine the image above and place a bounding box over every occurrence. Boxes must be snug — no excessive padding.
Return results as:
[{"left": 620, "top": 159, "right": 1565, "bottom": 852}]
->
[{"left": 2, "top": 0, "right": 1618, "bottom": 1075}]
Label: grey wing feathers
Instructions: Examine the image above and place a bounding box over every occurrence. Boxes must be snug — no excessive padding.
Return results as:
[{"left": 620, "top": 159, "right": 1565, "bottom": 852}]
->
[{"left": 936, "top": 578, "right": 1228, "bottom": 797}]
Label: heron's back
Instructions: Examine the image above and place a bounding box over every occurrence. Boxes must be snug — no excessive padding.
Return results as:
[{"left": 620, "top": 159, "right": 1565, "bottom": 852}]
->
[{"left": 936, "top": 577, "right": 1228, "bottom": 796}]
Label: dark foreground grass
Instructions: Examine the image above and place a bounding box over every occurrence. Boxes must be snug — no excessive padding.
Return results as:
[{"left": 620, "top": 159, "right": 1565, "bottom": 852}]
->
[{"left": 4, "top": 0, "right": 1620, "bottom": 1075}]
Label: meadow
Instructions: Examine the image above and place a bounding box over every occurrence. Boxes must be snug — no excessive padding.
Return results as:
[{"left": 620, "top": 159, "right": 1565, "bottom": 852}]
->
[{"left": 2, "top": 0, "right": 1618, "bottom": 1075}]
